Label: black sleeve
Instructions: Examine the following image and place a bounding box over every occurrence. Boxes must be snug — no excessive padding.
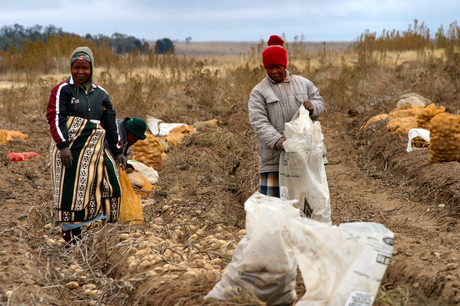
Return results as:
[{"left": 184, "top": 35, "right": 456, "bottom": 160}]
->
[{"left": 100, "top": 94, "right": 123, "bottom": 157}]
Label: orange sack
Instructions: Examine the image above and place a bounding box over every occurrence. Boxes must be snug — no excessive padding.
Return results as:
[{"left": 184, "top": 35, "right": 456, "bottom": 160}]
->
[
  {"left": 429, "top": 113, "right": 460, "bottom": 163},
  {"left": 132, "top": 134, "right": 165, "bottom": 171},
  {"left": 118, "top": 166, "right": 143, "bottom": 224},
  {"left": 0, "top": 130, "right": 28, "bottom": 145}
]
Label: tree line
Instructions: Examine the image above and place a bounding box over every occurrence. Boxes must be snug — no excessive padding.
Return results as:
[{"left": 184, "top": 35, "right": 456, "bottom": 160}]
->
[{"left": 0, "top": 24, "right": 174, "bottom": 54}]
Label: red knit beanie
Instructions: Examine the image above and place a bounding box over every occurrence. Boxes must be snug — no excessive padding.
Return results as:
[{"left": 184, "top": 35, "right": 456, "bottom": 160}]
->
[{"left": 262, "top": 35, "right": 288, "bottom": 68}]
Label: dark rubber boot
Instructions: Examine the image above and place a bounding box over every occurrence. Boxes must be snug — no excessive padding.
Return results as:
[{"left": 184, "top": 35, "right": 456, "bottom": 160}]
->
[
  {"left": 62, "top": 228, "right": 72, "bottom": 248},
  {"left": 72, "top": 227, "right": 82, "bottom": 242},
  {"left": 62, "top": 227, "right": 82, "bottom": 248}
]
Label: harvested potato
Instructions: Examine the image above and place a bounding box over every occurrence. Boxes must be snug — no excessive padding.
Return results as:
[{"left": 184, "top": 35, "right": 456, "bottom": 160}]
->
[
  {"left": 135, "top": 249, "right": 149, "bottom": 256},
  {"left": 128, "top": 260, "right": 139, "bottom": 271},
  {"left": 130, "top": 232, "right": 142, "bottom": 238},
  {"left": 138, "top": 260, "right": 152, "bottom": 270},
  {"left": 65, "top": 282, "right": 79, "bottom": 290},
  {"left": 127, "top": 256, "right": 137, "bottom": 265},
  {"left": 119, "top": 233, "right": 129, "bottom": 241},
  {"left": 82, "top": 284, "right": 96, "bottom": 290}
]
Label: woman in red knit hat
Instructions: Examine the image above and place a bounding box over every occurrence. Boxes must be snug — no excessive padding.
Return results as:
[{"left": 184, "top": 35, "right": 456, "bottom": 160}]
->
[{"left": 248, "top": 35, "right": 326, "bottom": 198}]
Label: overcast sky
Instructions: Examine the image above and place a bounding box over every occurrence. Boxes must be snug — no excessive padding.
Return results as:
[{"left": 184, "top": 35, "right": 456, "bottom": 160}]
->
[{"left": 1, "top": 0, "right": 459, "bottom": 42}]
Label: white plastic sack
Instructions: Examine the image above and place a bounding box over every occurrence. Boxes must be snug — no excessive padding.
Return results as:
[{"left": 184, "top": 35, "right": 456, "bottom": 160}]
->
[
  {"left": 279, "top": 105, "right": 331, "bottom": 223},
  {"left": 127, "top": 160, "right": 159, "bottom": 184},
  {"left": 204, "top": 192, "right": 298, "bottom": 306},
  {"left": 406, "top": 128, "right": 430, "bottom": 152},
  {"left": 206, "top": 192, "right": 394, "bottom": 306},
  {"left": 288, "top": 219, "right": 394, "bottom": 306},
  {"left": 146, "top": 115, "right": 187, "bottom": 137}
]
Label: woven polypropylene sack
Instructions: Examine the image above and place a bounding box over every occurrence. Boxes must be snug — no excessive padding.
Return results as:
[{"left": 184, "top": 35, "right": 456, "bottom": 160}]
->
[{"left": 118, "top": 166, "right": 143, "bottom": 224}]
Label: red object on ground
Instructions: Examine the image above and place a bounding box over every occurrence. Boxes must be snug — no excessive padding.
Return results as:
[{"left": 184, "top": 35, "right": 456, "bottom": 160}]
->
[{"left": 8, "top": 152, "right": 39, "bottom": 162}]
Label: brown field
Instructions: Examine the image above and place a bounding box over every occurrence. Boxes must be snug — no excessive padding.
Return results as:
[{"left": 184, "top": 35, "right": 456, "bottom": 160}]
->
[{"left": 1, "top": 36, "right": 460, "bottom": 305}]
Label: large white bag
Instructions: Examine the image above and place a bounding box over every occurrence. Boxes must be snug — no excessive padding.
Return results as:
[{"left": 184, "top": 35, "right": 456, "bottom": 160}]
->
[
  {"left": 205, "top": 192, "right": 394, "bottom": 306},
  {"left": 204, "top": 193, "right": 298, "bottom": 305},
  {"left": 279, "top": 105, "right": 331, "bottom": 223},
  {"left": 287, "top": 218, "right": 394, "bottom": 306},
  {"left": 146, "top": 115, "right": 187, "bottom": 137}
]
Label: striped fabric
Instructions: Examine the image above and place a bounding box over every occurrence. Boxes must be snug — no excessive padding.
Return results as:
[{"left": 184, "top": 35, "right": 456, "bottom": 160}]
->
[
  {"left": 260, "top": 172, "right": 280, "bottom": 198},
  {"left": 50, "top": 116, "right": 121, "bottom": 223}
]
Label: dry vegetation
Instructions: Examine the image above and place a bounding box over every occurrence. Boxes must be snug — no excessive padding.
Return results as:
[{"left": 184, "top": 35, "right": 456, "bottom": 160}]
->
[{"left": 1, "top": 20, "right": 460, "bottom": 305}]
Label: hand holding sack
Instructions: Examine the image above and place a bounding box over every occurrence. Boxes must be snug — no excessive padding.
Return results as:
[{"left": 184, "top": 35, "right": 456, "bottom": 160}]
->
[{"left": 274, "top": 137, "right": 286, "bottom": 151}]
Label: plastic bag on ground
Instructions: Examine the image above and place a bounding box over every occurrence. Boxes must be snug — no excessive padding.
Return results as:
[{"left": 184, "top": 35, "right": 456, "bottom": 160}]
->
[
  {"left": 204, "top": 192, "right": 298, "bottom": 306},
  {"left": 406, "top": 128, "right": 430, "bottom": 152},
  {"left": 118, "top": 166, "right": 143, "bottom": 224},
  {"left": 128, "top": 160, "right": 159, "bottom": 185},
  {"left": 288, "top": 219, "right": 394, "bottom": 305},
  {"left": 206, "top": 192, "right": 393, "bottom": 306},
  {"left": 279, "top": 105, "right": 331, "bottom": 223},
  {"left": 146, "top": 115, "right": 187, "bottom": 137},
  {"left": 8, "top": 152, "right": 39, "bottom": 161}
]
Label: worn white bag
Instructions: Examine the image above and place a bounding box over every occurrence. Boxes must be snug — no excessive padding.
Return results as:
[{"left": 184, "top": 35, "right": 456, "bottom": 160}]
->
[
  {"left": 204, "top": 192, "right": 298, "bottom": 306},
  {"left": 146, "top": 115, "right": 187, "bottom": 137},
  {"left": 406, "top": 128, "right": 430, "bottom": 152},
  {"left": 128, "top": 160, "right": 159, "bottom": 185},
  {"left": 279, "top": 105, "right": 331, "bottom": 223},
  {"left": 205, "top": 193, "right": 393, "bottom": 305},
  {"left": 287, "top": 218, "right": 394, "bottom": 306}
]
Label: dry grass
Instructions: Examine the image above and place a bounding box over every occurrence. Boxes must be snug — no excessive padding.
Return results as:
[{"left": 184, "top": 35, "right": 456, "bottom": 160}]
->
[{"left": 173, "top": 40, "right": 351, "bottom": 56}]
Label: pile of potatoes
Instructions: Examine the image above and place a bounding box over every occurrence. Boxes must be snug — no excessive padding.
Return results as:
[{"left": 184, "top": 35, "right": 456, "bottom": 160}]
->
[
  {"left": 429, "top": 113, "right": 460, "bottom": 163},
  {"left": 132, "top": 134, "right": 166, "bottom": 171},
  {"left": 365, "top": 103, "right": 445, "bottom": 135},
  {"left": 116, "top": 219, "right": 242, "bottom": 282},
  {"left": 364, "top": 103, "right": 460, "bottom": 163}
]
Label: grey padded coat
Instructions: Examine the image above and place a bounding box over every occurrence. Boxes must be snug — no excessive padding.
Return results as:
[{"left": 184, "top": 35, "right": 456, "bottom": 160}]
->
[{"left": 248, "top": 71, "right": 325, "bottom": 173}]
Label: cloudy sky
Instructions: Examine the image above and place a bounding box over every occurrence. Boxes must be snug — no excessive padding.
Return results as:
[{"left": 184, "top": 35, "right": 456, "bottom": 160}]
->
[{"left": 1, "top": 0, "right": 458, "bottom": 42}]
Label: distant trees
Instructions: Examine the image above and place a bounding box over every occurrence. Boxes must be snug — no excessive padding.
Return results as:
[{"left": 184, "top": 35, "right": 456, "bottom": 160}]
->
[
  {"left": 186, "top": 36, "right": 192, "bottom": 43},
  {"left": 0, "top": 24, "right": 67, "bottom": 51},
  {"left": 0, "top": 23, "right": 152, "bottom": 54},
  {"left": 155, "top": 38, "right": 174, "bottom": 54},
  {"left": 108, "top": 32, "right": 143, "bottom": 53}
]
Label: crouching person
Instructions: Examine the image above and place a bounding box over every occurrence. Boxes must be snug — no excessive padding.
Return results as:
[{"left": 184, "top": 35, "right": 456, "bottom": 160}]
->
[{"left": 112, "top": 117, "right": 147, "bottom": 170}]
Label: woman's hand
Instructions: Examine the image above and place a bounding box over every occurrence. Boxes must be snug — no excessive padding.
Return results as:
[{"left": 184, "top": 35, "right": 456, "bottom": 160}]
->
[
  {"left": 303, "top": 100, "right": 314, "bottom": 115},
  {"left": 117, "top": 154, "right": 126, "bottom": 168},
  {"left": 60, "top": 147, "right": 73, "bottom": 168},
  {"left": 275, "top": 137, "right": 286, "bottom": 151}
]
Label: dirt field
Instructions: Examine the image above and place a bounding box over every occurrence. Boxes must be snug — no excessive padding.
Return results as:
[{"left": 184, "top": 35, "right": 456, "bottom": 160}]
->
[
  {"left": 2, "top": 96, "right": 459, "bottom": 305},
  {"left": 1, "top": 43, "right": 460, "bottom": 305}
]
